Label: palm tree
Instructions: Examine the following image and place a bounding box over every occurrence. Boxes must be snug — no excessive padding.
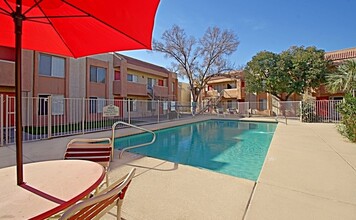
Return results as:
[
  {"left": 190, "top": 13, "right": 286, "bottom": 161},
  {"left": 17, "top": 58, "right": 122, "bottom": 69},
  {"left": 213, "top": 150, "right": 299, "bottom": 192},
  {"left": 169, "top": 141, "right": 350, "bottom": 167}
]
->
[{"left": 326, "top": 60, "right": 356, "bottom": 96}]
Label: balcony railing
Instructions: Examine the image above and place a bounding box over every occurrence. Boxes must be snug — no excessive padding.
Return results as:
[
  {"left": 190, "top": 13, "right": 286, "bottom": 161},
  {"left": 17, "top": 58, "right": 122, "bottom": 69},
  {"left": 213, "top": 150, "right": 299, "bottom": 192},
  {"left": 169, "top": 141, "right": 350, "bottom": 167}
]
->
[
  {"left": 206, "top": 88, "right": 245, "bottom": 99},
  {"left": 112, "top": 80, "right": 121, "bottom": 95},
  {"left": 206, "top": 90, "right": 219, "bottom": 97},
  {"left": 153, "top": 85, "right": 169, "bottom": 98},
  {"left": 126, "top": 81, "right": 147, "bottom": 96},
  {"left": 222, "top": 89, "right": 238, "bottom": 98}
]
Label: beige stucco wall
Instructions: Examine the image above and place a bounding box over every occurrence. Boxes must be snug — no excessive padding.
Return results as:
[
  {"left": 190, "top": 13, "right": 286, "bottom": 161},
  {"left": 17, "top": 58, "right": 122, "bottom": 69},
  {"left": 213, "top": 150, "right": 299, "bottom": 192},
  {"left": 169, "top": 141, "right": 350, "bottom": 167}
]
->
[
  {"left": 0, "top": 49, "right": 33, "bottom": 93},
  {"left": 88, "top": 53, "right": 114, "bottom": 99},
  {"left": 178, "top": 82, "right": 191, "bottom": 104},
  {"left": 69, "top": 57, "right": 86, "bottom": 98}
]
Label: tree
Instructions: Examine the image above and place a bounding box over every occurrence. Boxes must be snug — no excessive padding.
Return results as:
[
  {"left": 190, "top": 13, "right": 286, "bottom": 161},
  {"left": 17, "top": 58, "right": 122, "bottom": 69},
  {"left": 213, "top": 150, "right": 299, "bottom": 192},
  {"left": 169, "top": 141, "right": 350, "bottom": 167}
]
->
[
  {"left": 153, "top": 25, "right": 239, "bottom": 104},
  {"left": 326, "top": 60, "right": 356, "bottom": 96},
  {"left": 244, "top": 46, "right": 332, "bottom": 101},
  {"left": 326, "top": 60, "right": 356, "bottom": 142}
]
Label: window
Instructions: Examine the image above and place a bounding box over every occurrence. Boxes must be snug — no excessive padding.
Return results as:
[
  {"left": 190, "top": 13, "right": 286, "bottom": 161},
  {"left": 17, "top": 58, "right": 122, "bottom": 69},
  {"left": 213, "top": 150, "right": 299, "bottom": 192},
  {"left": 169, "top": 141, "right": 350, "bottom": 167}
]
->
[
  {"left": 114, "top": 70, "right": 120, "bottom": 80},
  {"left": 38, "top": 95, "right": 49, "bottom": 115},
  {"left": 89, "top": 97, "right": 106, "bottom": 113},
  {"left": 147, "top": 99, "right": 156, "bottom": 111},
  {"left": 52, "top": 95, "right": 64, "bottom": 115},
  {"left": 171, "top": 101, "right": 176, "bottom": 111},
  {"left": 259, "top": 99, "right": 267, "bottom": 110},
  {"left": 147, "top": 77, "right": 156, "bottom": 86},
  {"left": 158, "top": 79, "right": 164, "bottom": 86},
  {"left": 38, "top": 94, "right": 64, "bottom": 115},
  {"left": 39, "top": 54, "right": 65, "bottom": 78},
  {"left": 227, "top": 83, "right": 236, "bottom": 89},
  {"left": 89, "top": 97, "right": 97, "bottom": 113},
  {"left": 127, "top": 98, "right": 137, "bottom": 112},
  {"left": 90, "top": 66, "right": 106, "bottom": 83},
  {"left": 97, "top": 98, "right": 106, "bottom": 113},
  {"left": 213, "top": 84, "right": 223, "bottom": 92},
  {"left": 172, "top": 82, "right": 175, "bottom": 92},
  {"left": 330, "top": 96, "right": 343, "bottom": 101},
  {"left": 127, "top": 74, "right": 138, "bottom": 82}
]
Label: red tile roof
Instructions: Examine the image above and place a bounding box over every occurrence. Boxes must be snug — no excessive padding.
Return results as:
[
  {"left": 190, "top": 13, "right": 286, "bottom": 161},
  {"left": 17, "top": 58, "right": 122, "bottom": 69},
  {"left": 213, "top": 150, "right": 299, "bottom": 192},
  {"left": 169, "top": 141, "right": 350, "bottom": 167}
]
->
[
  {"left": 115, "top": 53, "right": 171, "bottom": 74},
  {"left": 325, "top": 47, "right": 356, "bottom": 61}
]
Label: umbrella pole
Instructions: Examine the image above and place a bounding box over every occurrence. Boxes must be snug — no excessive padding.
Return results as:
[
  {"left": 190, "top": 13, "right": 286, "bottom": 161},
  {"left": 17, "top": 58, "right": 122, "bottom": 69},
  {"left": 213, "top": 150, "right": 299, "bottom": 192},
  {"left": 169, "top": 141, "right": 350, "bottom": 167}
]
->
[{"left": 14, "top": 0, "right": 23, "bottom": 185}]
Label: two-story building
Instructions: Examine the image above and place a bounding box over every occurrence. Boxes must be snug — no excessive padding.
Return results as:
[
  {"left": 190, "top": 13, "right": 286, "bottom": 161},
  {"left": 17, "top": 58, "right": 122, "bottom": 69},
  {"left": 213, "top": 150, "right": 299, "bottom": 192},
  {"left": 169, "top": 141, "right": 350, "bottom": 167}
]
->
[
  {"left": 0, "top": 46, "right": 178, "bottom": 128},
  {"left": 201, "top": 47, "right": 355, "bottom": 116},
  {"left": 201, "top": 71, "right": 279, "bottom": 115},
  {"left": 313, "top": 47, "right": 356, "bottom": 101},
  {"left": 203, "top": 71, "right": 245, "bottom": 110},
  {"left": 112, "top": 54, "right": 178, "bottom": 117}
]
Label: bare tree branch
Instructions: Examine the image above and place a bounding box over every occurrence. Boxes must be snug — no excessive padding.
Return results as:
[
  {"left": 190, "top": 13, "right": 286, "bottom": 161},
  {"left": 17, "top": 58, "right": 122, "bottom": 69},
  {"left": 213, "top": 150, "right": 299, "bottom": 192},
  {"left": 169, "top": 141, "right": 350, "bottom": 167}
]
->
[{"left": 153, "top": 25, "right": 239, "bottom": 102}]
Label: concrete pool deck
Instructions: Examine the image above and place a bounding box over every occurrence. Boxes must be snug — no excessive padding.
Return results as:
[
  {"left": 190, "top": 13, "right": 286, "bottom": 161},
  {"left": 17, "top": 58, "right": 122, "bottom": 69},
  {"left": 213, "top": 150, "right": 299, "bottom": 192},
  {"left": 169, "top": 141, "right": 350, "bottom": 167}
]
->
[{"left": 0, "top": 116, "right": 355, "bottom": 219}]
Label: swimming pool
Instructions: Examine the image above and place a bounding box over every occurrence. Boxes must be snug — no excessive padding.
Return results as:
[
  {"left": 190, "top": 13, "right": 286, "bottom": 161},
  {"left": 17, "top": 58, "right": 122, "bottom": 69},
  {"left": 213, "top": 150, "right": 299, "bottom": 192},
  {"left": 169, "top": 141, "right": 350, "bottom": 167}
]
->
[{"left": 114, "top": 120, "right": 277, "bottom": 181}]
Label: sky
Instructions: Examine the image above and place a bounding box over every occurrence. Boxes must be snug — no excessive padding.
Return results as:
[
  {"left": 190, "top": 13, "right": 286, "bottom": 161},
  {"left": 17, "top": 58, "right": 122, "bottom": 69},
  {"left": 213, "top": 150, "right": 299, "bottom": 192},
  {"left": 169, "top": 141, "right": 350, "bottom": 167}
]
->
[{"left": 122, "top": 0, "right": 356, "bottom": 74}]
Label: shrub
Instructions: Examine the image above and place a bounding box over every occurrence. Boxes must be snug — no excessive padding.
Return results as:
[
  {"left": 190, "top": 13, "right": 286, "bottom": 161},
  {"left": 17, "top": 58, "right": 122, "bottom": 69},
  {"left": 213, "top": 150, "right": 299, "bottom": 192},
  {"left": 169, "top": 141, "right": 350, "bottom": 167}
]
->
[
  {"left": 337, "top": 93, "right": 356, "bottom": 142},
  {"left": 301, "top": 102, "right": 319, "bottom": 123}
]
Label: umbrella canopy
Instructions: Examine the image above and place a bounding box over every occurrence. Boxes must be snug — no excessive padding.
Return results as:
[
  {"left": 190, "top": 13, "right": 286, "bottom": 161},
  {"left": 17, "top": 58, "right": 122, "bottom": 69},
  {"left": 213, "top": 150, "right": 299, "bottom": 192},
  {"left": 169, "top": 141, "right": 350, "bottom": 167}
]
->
[
  {"left": 0, "top": 0, "right": 160, "bottom": 57},
  {"left": 0, "top": 0, "right": 160, "bottom": 185}
]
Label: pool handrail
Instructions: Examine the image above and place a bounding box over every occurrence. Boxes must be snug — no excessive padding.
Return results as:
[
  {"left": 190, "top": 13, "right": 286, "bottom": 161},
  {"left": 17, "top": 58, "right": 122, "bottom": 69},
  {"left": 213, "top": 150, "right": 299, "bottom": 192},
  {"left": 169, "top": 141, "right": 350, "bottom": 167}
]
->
[{"left": 111, "top": 121, "right": 156, "bottom": 159}]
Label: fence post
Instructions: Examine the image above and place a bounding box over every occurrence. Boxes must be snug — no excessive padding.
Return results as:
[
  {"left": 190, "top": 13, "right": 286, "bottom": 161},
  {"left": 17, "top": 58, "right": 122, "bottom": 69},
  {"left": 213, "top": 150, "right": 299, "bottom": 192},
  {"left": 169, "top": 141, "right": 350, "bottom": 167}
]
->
[
  {"left": 47, "top": 96, "right": 52, "bottom": 138},
  {"left": 128, "top": 99, "right": 131, "bottom": 124},
  {"left": 5, "top": 95, "right": 9, "bottom": 145},
  {"left": 299, "top": 101, "right": 303, "bottom": 122},
  {"left": 157, "top": 100, "right": 160, "bottom": 123},
  {"left": 82, "top": 98, "right": 85, "bottom": 134},
  {"left": 0, "top": 94, "right": 3, "bottom": 146}
]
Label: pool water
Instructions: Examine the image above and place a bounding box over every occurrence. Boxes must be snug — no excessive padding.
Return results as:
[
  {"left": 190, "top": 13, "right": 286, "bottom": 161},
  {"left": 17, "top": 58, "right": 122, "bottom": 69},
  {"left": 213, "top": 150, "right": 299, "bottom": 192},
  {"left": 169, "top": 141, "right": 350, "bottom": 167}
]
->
[{"left": 114, "top": 120, "right": 277, "bottom": 181}]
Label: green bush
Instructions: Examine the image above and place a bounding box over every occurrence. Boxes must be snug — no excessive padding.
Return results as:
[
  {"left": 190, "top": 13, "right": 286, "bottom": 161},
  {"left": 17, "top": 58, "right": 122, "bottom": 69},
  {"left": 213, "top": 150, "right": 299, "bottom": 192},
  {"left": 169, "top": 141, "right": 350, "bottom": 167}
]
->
[
  {"left": 301, "top": 102, "right": 319, "bottom": 123},
  {"left": 337, "top": 93, "right": 356, "bottom": 142}
]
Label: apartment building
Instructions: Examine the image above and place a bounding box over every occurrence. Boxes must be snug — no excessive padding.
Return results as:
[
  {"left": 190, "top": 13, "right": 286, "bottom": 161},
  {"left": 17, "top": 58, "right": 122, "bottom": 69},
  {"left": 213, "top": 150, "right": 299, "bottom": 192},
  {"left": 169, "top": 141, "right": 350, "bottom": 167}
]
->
[
  {"left": 0, "top": 46, "right": 178, "bottom": 127},
  {"left": 313, "top": 47, "right": 356, "bottom": 101},
  {"left": 112, "top": 54, "right": 178, "bottom": 117},
  {"left": 203, "top": 71, "right": 245, "bottom": 108},
  {"left": 201, "top": 47, "right": 355, "bottom": 116},
  {"left": 113, "top": 54, "right": 177, "bottom": 100}
]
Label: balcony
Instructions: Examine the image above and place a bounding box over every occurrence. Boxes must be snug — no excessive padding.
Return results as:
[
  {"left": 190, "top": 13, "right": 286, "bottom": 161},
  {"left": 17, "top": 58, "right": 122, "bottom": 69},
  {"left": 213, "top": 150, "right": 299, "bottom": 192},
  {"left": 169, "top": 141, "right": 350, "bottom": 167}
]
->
[
  {"left": 223, "top": 88, "right": 245, "bottom": 100},
  {"left": 113, "top": 80, "right": 147, "bottom": 97},
  {"left": 206, "top": 88, "right": 245, "bottom": 100},
  {"left": 206, "top": 90, "right": 219, "bottom": 97},
  {"left": 223, "top": 89, "right": 237, "bottom": 98},
  {"left": 112, "top": 80, "right": 122, "bottom": 95},
  {"left": 126, "top": 81, "right": 147, "bottom": 96},
  {"left": 153, "top": 85, "right": 169, "bottom": 98}
]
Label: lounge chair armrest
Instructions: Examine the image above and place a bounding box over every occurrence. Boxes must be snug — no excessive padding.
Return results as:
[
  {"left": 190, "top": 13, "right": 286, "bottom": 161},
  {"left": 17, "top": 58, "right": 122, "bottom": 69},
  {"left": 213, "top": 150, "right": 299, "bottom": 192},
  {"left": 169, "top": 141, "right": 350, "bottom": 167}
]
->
[{"left": 67, "top": 138, "right": 112, "bottom": 146}]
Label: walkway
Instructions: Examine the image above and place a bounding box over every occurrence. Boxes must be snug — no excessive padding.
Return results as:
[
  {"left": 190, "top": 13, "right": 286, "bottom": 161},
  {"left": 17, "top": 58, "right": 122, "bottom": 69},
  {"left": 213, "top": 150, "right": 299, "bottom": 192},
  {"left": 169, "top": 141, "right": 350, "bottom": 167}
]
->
[
  {"left": 0, "top": 116, "right": 355, "bottom": 219},
  {"left": 245, "top": 120, "right": 356, "bottom": 219}
]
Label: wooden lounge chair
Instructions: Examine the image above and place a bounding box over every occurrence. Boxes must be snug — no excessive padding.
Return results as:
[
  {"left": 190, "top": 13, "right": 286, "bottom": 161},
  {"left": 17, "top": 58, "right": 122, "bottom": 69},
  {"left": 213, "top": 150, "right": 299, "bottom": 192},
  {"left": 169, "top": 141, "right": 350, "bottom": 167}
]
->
[
  {"left": 64, "top": 138, "right": 113, "bottom": 187},
  {"left": 59, "top": 168, "right": 136, "bottom": 220}
]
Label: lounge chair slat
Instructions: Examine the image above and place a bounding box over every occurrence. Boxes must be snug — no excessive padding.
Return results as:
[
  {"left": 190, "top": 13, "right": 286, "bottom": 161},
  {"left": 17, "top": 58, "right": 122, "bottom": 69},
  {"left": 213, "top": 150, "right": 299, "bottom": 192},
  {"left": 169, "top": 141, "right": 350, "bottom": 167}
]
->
[
  {"left": 59, "top": 168, "right": 136, "bottom": 220},
  {"left": 64, "top": 138, "right": 113, "bottom": 190},
  {"left": 65, "top": 152, "right": 111, "bottom": 157},
  {"left": 66, "top": 147, "right": 111, "bottom": 152},
  {"left": 65, "top": 156, "right": 111, "bottom": 162}
]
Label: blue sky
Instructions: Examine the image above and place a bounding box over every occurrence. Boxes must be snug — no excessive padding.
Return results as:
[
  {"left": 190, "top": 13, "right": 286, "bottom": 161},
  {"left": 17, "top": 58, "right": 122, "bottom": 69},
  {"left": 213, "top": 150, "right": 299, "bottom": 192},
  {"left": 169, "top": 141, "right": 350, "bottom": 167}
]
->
[{"left": 122, "top": 0, "right": 356, "bottom": 71}]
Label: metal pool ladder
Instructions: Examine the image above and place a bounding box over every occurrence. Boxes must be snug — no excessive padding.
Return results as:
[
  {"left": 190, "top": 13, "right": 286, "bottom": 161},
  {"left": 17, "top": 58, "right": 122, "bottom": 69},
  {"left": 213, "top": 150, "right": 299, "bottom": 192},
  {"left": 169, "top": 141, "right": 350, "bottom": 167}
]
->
[{"left": 111, "top": 121, "right": 156, "bottom": 159}]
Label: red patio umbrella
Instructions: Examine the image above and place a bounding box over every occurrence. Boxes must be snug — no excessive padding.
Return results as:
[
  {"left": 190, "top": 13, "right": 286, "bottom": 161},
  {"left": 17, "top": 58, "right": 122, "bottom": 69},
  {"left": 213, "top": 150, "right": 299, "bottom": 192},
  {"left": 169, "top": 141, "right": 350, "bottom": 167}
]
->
[{"left": 0, "top": 0, "right": 160, "bottom": 185}]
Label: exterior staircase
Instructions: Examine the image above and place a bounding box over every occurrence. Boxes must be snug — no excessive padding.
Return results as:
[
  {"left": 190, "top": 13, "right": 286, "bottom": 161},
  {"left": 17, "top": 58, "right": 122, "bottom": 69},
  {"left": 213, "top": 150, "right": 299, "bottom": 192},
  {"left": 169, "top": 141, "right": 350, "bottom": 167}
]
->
[{"left": 197, "top": 92, "right": 223, "bottom": 115}]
